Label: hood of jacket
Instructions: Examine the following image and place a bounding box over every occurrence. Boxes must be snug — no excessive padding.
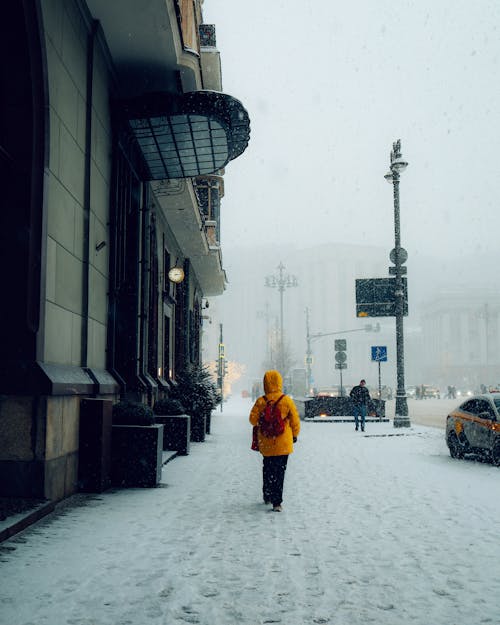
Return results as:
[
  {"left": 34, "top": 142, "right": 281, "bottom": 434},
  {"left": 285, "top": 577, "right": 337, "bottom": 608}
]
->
[{"left": 263, "top": 370, "right": 283, "bottom": 395}]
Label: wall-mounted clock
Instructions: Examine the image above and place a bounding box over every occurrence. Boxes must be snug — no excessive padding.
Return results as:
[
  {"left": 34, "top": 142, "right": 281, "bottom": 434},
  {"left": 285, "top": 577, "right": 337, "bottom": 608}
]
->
[{"left": 167, "top": 266, "right": 185, "bottom": 283}]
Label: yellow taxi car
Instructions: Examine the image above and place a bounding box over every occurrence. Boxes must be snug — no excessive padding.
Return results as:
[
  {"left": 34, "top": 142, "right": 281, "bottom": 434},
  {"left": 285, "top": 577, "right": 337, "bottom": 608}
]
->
[{"left": 446, "top": 393, "right": 500, "bottom": 465}]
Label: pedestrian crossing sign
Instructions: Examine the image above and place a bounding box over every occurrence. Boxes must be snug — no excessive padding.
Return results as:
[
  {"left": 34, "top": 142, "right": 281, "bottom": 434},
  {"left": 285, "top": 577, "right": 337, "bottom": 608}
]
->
[{"left": 371, "top": 346, "right": 387, "bottom": 362}]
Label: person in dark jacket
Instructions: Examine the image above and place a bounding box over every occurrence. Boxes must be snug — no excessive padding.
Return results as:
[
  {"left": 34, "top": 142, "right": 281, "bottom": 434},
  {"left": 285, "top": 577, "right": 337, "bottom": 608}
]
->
[{"left": 350, "top": 379, "right": 371, "bottom": 432}]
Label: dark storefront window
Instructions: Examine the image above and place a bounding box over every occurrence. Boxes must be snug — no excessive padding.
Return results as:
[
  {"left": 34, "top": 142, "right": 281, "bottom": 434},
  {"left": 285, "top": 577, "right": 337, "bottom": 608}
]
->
[
  {"left": 108, "top": 144, "right": 143, "bottom": 392},
  {"left": 148, "top": 213, "right": 159, "bottom": 381},
  {"left": 164, "top": 314, "right": 171, "bottom": 379}
]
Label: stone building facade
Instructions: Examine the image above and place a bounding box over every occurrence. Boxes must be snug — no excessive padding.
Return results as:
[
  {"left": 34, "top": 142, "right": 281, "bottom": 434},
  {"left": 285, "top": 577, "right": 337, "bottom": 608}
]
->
[{"left": 0, "top": 1, "right": 249, "bottom": 501}]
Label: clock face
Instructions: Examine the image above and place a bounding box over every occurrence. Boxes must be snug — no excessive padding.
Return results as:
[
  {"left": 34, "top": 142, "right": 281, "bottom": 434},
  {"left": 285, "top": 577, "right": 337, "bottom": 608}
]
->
[{"left": 168, "top": 267, "right": 185, "bottom": 283}]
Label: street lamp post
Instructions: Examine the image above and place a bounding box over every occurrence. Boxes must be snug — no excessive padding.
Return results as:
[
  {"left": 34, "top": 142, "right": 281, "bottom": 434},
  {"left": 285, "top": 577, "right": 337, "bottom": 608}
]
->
[
  {"left": 256, "top": 301, "right": 272, "bottom": 365},
  {"left": 265, "top": 262, "right": 298, "bottom": 373},
  {"left": 384, "top": 139, "right": 410, "bottom": 427},
  {"left": 305, "top": 307, "right": 313, "bottom": 391}
]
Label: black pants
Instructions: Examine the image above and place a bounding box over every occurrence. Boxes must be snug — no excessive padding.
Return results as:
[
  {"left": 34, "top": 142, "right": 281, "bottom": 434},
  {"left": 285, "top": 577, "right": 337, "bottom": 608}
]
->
[{"left": 263, "top": 455, "right": 289, "bottom": 506}]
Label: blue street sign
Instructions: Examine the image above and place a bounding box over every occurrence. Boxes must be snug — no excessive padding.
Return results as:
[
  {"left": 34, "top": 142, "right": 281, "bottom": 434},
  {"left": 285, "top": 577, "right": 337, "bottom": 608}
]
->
[{"left": 371, "top": 346, "right": 387, "bottom": 362}]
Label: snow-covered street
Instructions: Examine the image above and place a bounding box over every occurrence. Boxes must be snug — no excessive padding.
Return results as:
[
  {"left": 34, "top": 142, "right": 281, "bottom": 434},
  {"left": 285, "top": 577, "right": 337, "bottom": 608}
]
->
[{"left": 1, "top": 396, "right": 499, "bottom": 625}]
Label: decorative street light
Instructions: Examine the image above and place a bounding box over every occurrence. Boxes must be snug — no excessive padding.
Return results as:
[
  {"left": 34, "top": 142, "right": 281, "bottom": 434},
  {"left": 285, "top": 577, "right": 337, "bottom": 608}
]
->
[
  {"left": 256, "top": 301, "right": 272, "bottom": 365},
  {"left": 265, "top": 262, "right": 298, "bottom": 373},
  {"left": 384, "top": 139, "right": 410, "bottom": 427},
  {"left": 305, "top": 307, "right": 313, "bottom": 391}
]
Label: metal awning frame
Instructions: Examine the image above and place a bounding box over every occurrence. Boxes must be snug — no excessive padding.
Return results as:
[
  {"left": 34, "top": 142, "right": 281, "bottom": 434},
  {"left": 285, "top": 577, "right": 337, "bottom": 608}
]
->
[{"left": 118, "top": 90, "right": 250, "bottom": 180}]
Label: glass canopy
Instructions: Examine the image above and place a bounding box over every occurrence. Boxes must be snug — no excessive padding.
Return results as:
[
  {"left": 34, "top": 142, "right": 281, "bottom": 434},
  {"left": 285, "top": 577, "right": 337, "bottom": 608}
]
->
[{"left": 121, "top": 91, "right": 250, "bottom": 180}]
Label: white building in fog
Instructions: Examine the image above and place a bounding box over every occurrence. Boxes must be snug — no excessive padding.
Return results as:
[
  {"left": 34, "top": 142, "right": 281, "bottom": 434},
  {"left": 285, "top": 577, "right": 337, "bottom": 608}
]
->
[
  {"left": 208, "top": 242, "right": 420, "bottom": 394},
  {"left": 420, "top": 290, "right": 500, "bottom": 391}
]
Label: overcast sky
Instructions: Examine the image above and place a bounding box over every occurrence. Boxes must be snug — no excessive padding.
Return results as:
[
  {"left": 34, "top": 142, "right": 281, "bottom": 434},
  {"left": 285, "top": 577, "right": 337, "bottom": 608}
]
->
[{"left": 203, "top": 0, "right": 500, "bottom": 264}]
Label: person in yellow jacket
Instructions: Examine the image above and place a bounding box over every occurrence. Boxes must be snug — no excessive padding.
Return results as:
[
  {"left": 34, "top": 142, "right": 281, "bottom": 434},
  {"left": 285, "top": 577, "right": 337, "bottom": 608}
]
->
[{"left": 249, "top": 370, "right": 300, "bottom": 512}]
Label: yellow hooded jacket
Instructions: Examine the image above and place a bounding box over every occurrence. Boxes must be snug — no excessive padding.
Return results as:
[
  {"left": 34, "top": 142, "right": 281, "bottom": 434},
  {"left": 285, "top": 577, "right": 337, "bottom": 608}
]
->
[{"left": 249, "top": 370, "right": 301, "bottom": 457}]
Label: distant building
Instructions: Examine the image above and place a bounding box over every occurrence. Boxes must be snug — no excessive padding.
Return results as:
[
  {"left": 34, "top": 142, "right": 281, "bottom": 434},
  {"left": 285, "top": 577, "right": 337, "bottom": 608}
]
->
[
  {"left": 216, "top": 243, "right": 402, "bottom": 391},
  {"left": 0, "top": 1, "right": 249, "bottom": 501},
  {"left": 420, "top": 291, "right": 500, "bottom": 390}
]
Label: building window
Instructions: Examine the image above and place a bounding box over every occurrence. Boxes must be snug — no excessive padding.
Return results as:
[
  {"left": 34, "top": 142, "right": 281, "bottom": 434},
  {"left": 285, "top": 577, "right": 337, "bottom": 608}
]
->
[
  {"left": 164, "top": 247, "right": 171, "bottom": 294},
  {"left": 164, "top": 314, "right": 171, "bottom": 379},
  {"left": 107, "top": 141, "right": 143, "bottom": 390}
]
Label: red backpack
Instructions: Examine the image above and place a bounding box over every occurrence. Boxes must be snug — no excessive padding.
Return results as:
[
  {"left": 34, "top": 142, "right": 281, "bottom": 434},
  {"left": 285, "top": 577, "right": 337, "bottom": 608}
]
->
[{"left": 259, "top": 394, "right": 286, "bottom": 437}]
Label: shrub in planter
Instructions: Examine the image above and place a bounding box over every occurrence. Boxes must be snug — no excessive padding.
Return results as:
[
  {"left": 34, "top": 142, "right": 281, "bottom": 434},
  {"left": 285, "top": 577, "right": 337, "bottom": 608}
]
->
[
  {"left": 153, "top": 397, "right": 190, "bottom": 455},
  {"left": 112, "top": 401, "right": 155, "bottom": 426},
  {"left": 111, "top": 401, "right": 162, "bottom": 487},
  {"left": 152, "top": 398, "right": 185, "bottom": 416},
  {"left": 202, "top": 385, "right": 222, "bottom": 435},
  {"left": 169, "top": 365, "right": 221, "bottom": 441}
]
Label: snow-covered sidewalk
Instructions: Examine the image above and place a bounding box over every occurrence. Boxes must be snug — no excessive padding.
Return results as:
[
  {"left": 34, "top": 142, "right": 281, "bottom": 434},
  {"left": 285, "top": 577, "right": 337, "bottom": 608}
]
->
[{"left": 0, "top": 396, "right": 499, "bottom": 625}]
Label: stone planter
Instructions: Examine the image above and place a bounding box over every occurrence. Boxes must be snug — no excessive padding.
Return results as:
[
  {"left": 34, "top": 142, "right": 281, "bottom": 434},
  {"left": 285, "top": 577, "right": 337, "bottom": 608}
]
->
[
  {"left": 296, "top": 397, "right": 386, "bottom": 420},
  {"left": 190, "top": 413, "right": 206, "bottom": 442},
  {"left": 205, "top": 410, "right": 212, "bottom": 435},
  {"left": 78, "top": 398, "right": 113, "bottom": 493},
  {"left": 154, "top": 414, "right": 191, "bottom": 455},
  {"left": 111, "top": 424, "right": 164, "bottom": 487}
]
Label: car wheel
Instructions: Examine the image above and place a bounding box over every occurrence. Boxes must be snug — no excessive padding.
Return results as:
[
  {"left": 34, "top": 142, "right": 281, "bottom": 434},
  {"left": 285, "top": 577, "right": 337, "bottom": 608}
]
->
[
  {"left": 491, "top": 442, "right": 500, "bottom": 467},
  {"left": 447, "top": 432, "right": 464, "bottom": 459}
]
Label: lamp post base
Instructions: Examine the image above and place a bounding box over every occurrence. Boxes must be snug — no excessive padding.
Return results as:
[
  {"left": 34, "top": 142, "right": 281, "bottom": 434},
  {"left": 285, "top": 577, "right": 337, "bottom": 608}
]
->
[{"left": 393, "top": 415, "right": 411, "bottom": 428}]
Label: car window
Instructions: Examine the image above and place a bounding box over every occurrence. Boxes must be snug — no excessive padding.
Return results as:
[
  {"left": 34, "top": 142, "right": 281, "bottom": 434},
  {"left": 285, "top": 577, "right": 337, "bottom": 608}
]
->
[
  {"left": 494, "top": 398, "right": 500, "bottom": 413},
  {"left": 460, "top": 400, "right": 475, "bottom": 413},
  {"left": 467, "top": 399, "right": 483, "bottom": 414},
  {"left": 475, "top": 399, "right": 495, "bottom": 419},
  {"left": 460, "top": 399, "right": 492, "bottom": 416}
]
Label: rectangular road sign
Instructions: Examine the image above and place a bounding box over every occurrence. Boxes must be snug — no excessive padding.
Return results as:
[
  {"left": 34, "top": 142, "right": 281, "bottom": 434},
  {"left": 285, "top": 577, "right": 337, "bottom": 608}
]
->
[
  {"left": 355, "top": 278, "right": 408, "bottom": 317},
  {"left": 389, "top": 266, "right": 407, "bottom": 275},
  {"left": 371, "top": 346, "right": 387, "bottom": 362}
]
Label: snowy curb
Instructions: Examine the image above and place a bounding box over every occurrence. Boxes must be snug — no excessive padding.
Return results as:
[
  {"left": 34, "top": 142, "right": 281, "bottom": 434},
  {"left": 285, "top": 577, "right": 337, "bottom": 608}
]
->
[
  {"left": 0, "top": 500, "right": 56, "bottom": 544},
  {"left": 304, "top": 416, "right": 390, "bottom": 423}
]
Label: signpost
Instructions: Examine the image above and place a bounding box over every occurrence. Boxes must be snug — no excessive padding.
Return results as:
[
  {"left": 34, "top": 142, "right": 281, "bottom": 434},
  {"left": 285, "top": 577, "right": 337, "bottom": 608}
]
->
[
  {"left": 371, "top": 345, "right": 387, "bottom": 401},
  {"left": 355, "top": 278, "right": 408, "bottom": 317},
  {"left": 334, "top": 340, "right": 347, "bottom": 396},
  {"left": 218, "top": 325, "right": 224, "bottom": 412}
]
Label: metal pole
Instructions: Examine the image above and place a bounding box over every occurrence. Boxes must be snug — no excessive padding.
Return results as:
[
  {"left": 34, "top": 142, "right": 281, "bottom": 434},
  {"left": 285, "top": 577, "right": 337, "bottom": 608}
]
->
[
  {"left": 264, "top": 262, "right": 297, "bottom": 377},
  {"left": 485, "top": 303, "right": 489, "bottom": 379},
  {"left": 279, "top": 284, "right": 284, "bottom": 372},
  {"left": 305, "top": 307, "right": 312, "bottom": 390},
  {"left": 378, "top": 360, "right": 382, "bottom": 401},
  {"left": 219, "top": 323, "right": 223, "bottom": 413},
  {"left": 391, "top": 145, "right": 410, "bottom": 427},
  {"left": 265, "top": 301, "right": 270, "bottom": 364}
]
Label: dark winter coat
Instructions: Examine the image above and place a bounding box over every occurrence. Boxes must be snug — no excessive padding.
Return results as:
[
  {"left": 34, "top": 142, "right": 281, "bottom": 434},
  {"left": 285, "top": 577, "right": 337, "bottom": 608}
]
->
[{"left": 350, "top": 384, "right": 371, "bottom": 405}]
